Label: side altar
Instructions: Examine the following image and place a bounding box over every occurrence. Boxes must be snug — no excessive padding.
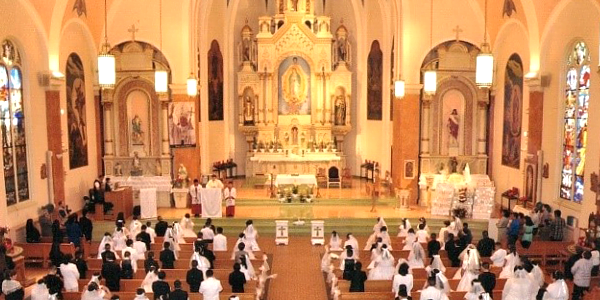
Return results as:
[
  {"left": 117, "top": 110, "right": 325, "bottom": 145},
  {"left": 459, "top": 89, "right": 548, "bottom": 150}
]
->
[{"left": 237, "top": 0, "right": 352, "bottom": 176}]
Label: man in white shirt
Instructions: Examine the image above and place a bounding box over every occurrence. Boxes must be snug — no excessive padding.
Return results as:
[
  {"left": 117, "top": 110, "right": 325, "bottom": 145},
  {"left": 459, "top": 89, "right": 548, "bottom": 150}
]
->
[
  {"left": 201, "top": 224, "right": 215, "bottom": 241},
  {"left": 206, "top": 174, "right": 224, "bottom": 189},
  {"left": 190, "top": 179, "right": 202, "bottom": 217},
  {"left": 223, "top": 181, "right": 236, "bottom": 217},
  {"left": 571, "top": 251, "right": 593, "bottom": 300},
  {"left": 122, "top": 239, "right": 139, "bottom": 262},
  {"left": 213, "top": 227, "right": 227, "bottom": 251},
  {"left": 144, "top": 222, "right": 156, "bottom": 243},
  {"left": 490, "top": 243, "right": 507, "bottom": 267},
  {"left": 59, "top": 254, "right": 80, "bottom": 292},
  {"left": 133, "top": 237, "right": 147, "bottom": 260},
  {"left": 420, "top": 277, "right": 443, "bottom": 300},
  {"left": 199, "top": 270, "right": 223, "bottom": 300}
]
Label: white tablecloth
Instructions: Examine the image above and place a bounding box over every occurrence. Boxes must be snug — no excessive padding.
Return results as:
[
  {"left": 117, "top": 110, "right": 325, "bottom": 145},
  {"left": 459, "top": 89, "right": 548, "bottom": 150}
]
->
[
  {"left": 109, "top": 176, "right": 172, "bottom": 192},
  {"left": 275, "top": 174, "right": 317, "bottom": 186},
  {"left": 250, "top": 153, "right": 341, "bottom": 162},
  {"left": 140, "top": 188, "right": 157, "bottom": 219},
  {"left": 201, "top": 188, "right": 223, "bottom": 218}
]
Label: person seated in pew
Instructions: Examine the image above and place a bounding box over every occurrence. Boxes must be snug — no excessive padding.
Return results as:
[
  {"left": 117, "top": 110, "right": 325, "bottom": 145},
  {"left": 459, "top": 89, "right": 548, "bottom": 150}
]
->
[
  {"left": 343, "top": 233, "right": 359, "bottom": 257},
  {"left": 144, "top": 251, "right": 159, "bottom": 274},
  {"left": 169, "top": 280, "right": 188, "bottom": 300},
  {"left": 134, "top": 288, "right": 150, "bottom": 300},
  {"left": 499, "top": 246, "right": 520, "bottom": 279},
  {"left": 81, "top": 282, "right": 111, "bottom": 300},
  {"left": 503, "top": 266, "right": 536, "bottom": 300},
  {"left": 1, "top": 270, "right": 24, "bottom": 300},
  {"left": 180, "top": 214, "right": 196, "bottom": 238},
  {"left": 120, "top": 251, "right": 135, "bottom": 279},
  {"left": 425, "top": 255, "right": 447, "bottom": 276},
  {"left": 191, "top": 246, "right": 211, "bottom": 278},
  {"left": 98, "top": 233, "right": 114, "bottom": 258},
  {"left": 418, "top": 217, "right": 430, "bottom": 233},
  {"left": 427, "top": 233, "right": 441, "bottom": 261},
  {"left": 591, "top": 238, "right": 600, "bottom": 277},
  {"left": 419, "top": 276, "right": 443, "bottom": 300},
  {"left": 133, "top": 236, "right": 147, "bottom": 260},
  {"left": 30, "top": 279, "right": 50, "bottom": 300},
  {"left": 392, "top": 262, "right": 413, "bottom": 297},
  {"left": 213, "top": 227, "right": 227, "bottom": 251},
  {"left": 407, "top": 240, "right": 426, "bottom": 269},
  {"left": 396, "top": 284, "right": 412, "bottom": 300},
  {"left": 74, "top": 250, "right": 88, "bottom": 279},
  {"left": 242, "top": 220, "right": 259, "bottom": 251},
  {"left": 489, "top": 242, "right": 507, "bottom": 268},
  {"left": 329, "top": 231, "right": 342, "bottom": 251},
  {"left": 25, "top": 218, "right": 41, "bottom": 243},
  {"left": 477, "top": 262, "right": 496, "bottom": 295},
  {"left": 349, "top": 262, "right": 367, "bottom": 292},
  {"left": 543, "top": 271, "right": 568, "bottom": 300},
  {"left": 228, "top": 263, "right": 246, "bottom": 293},
  {"left": 101, "top": 254, "right": 121, "bottom": 292},
  {"left": 230, "top": 234, "right": 255, "bottom": 260},
  {"left": 142, "top": 266, "right": 159, "bottom": 293},
  {"left": 59, "top": 254, "right": 80, "bottom": 292},
  {"left": 160, "top": 242, "right": 176, "bottom": 269},
  {"left": 199, "top": 270, "right": 223, "bottom": 300},
  {"left": 464, "top": 279, "right": 486, "bottom": 300},
  {"left": 151, "top": 271, "right": 171, "bottom": 300},
  {"left": 455, "top": 245, "right": 481, "bottom": 291},
  {"left": 43, "top": 266, "right": 64, "bottom": 298},
  {"left": 112, "top": 227, "right": 128, "bottom": 252},
  {"left": 200, "top": 242, "right": 216, "bottom": 269},
  {"left": 164, "top": 226, "right": 181, "bottom": 259},
  {"left": 239, "top": 252, "right": 256, "bottom": 280},
  {"left": 101, "top": 243, "right": 120, "bottom": 262},
  {"left": 462, "top": 223, "right": 473, "bottom": 245},
  {"left": 438, "top": 221, "right": 452, "bottom": 248},
  {"left": 368, "top": 245, "right": 395, "bottom": 280},
  {"left": 233, "top": 242, "right": 251, "bottom": 265},
  {"left": 144, "top": 222, "right": 157, "bottom": 243},
  {"left": 136, "top": 226, "right": 152, "bottom": 251},
  {"left": 476, "top": 231, "right": 495, "bottom": 258},
  {"left": 368, "top": 237, "right": 384, "bottom": 261},
  {"left": 402, "top": 229, "right": 417, "bottom": 251},
  {"left": 122, "top": 239, "right": 139, "bottom": 263},
  {"left": 154, "top": 217, "right": 168, "bottom": 237},
  {"left": 187, "top": 260, "right": 204, "bottom": 293}
]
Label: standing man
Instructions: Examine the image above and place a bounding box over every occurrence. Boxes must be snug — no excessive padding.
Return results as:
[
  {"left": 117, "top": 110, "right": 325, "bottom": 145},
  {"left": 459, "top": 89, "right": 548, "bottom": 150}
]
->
[
  {"left": 550, "top": 210, "right": 566, "bottom": 241},
  {"left": 571, "top": 251, "right": 593, "bottom": 300},
  {"left": 506, "top": 213, "right": 520, "bottom": 247},
  {"left": 154, "top": 217, "right": 168, "bottom": 237},
  {"left": 206, "top": 175, "right": 224, "bottom": 189},
  {"left": 223, "top": 181, "right": 236, "bottom": 217},
  {"left": 190, "top": 179, "right": 202, "bottom": 218},
  {"left": 477, "top": 231, "right": 495, "bottom": 258},
  {"left": 199, "top": 270, "right": 223, "bottom": 300}
]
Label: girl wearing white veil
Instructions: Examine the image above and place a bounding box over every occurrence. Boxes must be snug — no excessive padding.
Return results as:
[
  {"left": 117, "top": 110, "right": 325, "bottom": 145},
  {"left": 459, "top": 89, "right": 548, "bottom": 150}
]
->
[
  {"left": 179, "top": 214, "right": 196, "bottom": 238},
  {"left": 502, "top": 266, "right": 535, "bottom": 300},
  {"left": 397, "top": 218, "right": 411, "bottom": 237},
  {"left": 464, "top": 280, "right": 486, "bottom": 300},
  {"left": 529, "top": 262, "right": 545, "bottom": 288},
  {"left": 455, "top": 246, "right": 481, "bottom": 291},
  {"left": 407, "top": 241, "right": 425, "bottom": 268},
  {"left": 321, "top": 246, "right": 333, "bottom": 273},
  {"left": 402, "top": 229, "right": 416, "bottom": 250},
  {"left": 243, "top": 220, "right": 260, "bottom": 251},
  {"left": 379, "top": 226, "right": 393, "bottom": 250},
  {"left": 164, "top": 225, "right": 181, "bottom": 259},
  {"left": 141, "top": 266, "right": 159, "bottom": 293},
  {"left": 172, "top": 221, "right": 185, "bottom": 241},
  {"left": 499, "top": 247, "right": 520, "bottom": 279},
  {"left": 426, "top": 254, "right": 447, "bottom": 275},
  {"left": 543, "top": 271, "right": 569, "bottom": 300},
  {"left": 239, "top": 253, "right": 256, "bottom": 280},
  {"left": 112, "top": 228, "right": 127, "bottom": 251},
  {"left": 190, "top": 248, "right": 210, "bottom": 278},
  {"left": 434, "top": 270, "right": 451, "bottom": 296},
  {"left": 368, "top": 245, "right": 396, "bottom": 280},
  {"left": 129, "top": 217, "right": 142, "bottom": 239},
  {"left": 97, "top": 233, "right": 114, "bottom": 258},
  {"left": 329, "top": 231, "right": 343, "bottom": 251},
  {"left": 373, "top": 217, "right": 387, "bottom": 233},
  {"left": 230, "top": 233, "right": 256, "bottom": 260}
]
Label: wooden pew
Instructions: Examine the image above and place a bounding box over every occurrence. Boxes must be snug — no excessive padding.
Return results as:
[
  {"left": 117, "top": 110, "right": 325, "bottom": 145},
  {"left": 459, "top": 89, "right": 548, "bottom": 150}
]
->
[
  {"left": 76, "top": 279, "right": 257, "bottom": 294},
  {"left": 15, "top": 242, "right": 76, "bottom": 267},
  {"left": 64, "top": 291, "right": 256, "bottom": 300},
  {"left": 86, "top": 258, "right": 261, "bottom": 270},
  {"left": 336, "top": 278, "right": 507, "bottom": 292},
  {"left": 87, "top": 268, "right": 253, "bottom": 282},
  {"left": 339, "top": 290, "right": 502, "bottom": 300}
]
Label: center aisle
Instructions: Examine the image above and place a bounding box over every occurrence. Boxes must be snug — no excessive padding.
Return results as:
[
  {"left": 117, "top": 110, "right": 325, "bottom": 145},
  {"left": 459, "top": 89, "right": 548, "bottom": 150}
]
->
[{"left": 267, "top": 237, "right": 328, "bottom": 300}]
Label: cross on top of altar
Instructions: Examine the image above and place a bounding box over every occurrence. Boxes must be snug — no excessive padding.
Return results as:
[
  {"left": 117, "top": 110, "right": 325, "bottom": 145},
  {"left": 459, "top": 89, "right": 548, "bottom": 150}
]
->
[
  {"left": 452, "top": 25, "right": 463, "bottom": 42},
  {"left": 313, "top": 226, "right": 321, "bottom": 237},
  {"left": 128, "top": 24, "right": 139, "bottom": 41},
  {"left": 278, "top": 226, "right": 287, "bottom": 236}
]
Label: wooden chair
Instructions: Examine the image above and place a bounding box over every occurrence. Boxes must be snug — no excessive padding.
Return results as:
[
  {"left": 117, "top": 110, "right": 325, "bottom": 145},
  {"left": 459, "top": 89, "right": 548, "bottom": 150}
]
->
[
  {"left": 341, "top": 167, "right": 352, "bottom": 188},
  {"left": 316, "top": 167, "right": 327, "bottom": 188},
  {"left": 327, "top": 166, "right": 341, "bottom": 189}
]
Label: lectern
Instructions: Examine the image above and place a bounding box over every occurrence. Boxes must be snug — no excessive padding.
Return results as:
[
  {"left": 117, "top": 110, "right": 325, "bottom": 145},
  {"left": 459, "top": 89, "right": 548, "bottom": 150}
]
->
[{"left": 106, "top": 187, "right": 134, "bottom": 220}]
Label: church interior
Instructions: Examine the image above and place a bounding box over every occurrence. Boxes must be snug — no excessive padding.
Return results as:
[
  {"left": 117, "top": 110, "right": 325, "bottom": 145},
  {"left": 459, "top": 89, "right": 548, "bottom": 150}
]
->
[{"left": 2, "top": 0, "right": 600, "bottom": 299}]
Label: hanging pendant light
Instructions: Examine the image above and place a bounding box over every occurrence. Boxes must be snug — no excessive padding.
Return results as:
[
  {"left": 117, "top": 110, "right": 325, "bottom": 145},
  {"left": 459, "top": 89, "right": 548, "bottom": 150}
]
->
[
  {"left": 187, "top": 73, "right": 198, "bottom": 97},
  {"left": 394, "top": 79, "right": 405, "bottom": 98},
  {"left": 98, "top": 0, "right": 115, "bottom": 87},
  {"left": 155, "top": 0, "right": 168, "bottom": 93},
  {"left": 476, "top": 0, "right": 494, "bottom": 88},
  {"left": 423, "top": 0, "right": 436, "bottom": 95}
]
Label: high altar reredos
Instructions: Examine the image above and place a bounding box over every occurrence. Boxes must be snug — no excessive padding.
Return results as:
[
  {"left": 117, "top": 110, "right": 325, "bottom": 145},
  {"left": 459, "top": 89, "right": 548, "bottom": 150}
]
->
[{"left": 237, "top": 0, "right": 352, "bottom": 176}]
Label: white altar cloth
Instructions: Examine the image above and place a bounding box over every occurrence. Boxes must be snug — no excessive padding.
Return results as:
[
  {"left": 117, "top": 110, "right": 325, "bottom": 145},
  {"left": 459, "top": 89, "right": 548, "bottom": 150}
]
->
[
  {"left": 201, "top": 188, "right": 223, "bottom": 218},
  {"left": 275, "top": 174, "right": 317, "bottom": 186},
  {"left": 109, "top": 176, "right": 172, "bottom": 192},
  {"left": 140, "top": 188, "right": 157, "bottom": 219},
  {"left": 250, "top": 153, "right": 341, "bottom": 162}
]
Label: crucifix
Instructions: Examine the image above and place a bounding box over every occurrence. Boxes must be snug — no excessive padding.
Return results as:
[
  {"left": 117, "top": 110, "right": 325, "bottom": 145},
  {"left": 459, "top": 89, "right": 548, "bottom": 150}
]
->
[
  {"left": 278, "top": 226, "right": 287, "bottom": 237},
  {"left": 452, "top": 25, "right": 463, "bottom": 42},
  {"left": 128, "top": 24, "right": 139, "bottom": 41},
  {"left": 314, "top": 226, "right": 321, "bottom": 237}
]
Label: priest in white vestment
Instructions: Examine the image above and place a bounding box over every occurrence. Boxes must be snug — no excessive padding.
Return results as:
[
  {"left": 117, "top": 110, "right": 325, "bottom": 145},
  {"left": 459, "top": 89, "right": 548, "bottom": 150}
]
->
[{"left": 206, "top": 175, "right": 224, "bottom": 189}]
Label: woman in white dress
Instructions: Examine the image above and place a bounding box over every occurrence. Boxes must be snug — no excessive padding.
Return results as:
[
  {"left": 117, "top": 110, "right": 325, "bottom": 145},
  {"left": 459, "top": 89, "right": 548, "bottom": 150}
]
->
[
  {"left": 129, "top": 217, "right": 142, "bottom": 240},
  {"left": 402, "top": 229, "right": 417, "bottom": 250},
  {"left": 243, "top": 220, "right": 260, "bottom": 251},
  {"left": 329, "top": 231, "right": 342, "bottom": 251},
  {"left": 455, "top": 246, "right": 481, "bottom": 291},
  {"left": 343, "top": 234, "right": 360, "bottom": 257},
  {"left": 164, "top": 225, "right": 181, "bottom": 259},
  {"left": 416, "top": 223, "right": 429, "bottom": 243},
  {"left": 392, "top": 262, "right": 413, "bottom": 296},
  {"left": 97, "top": 233, "right": 114, "bottom": 259},
  {"left": 397, "top": 218, "right": 411, "bottom": 237},
  {"left": 239, "top": 253, "right": 256, "bottom": 280},
  {"left": 112, "top": 228, "right": 127, "bottom": 251},
  {"left": 543, "top": 271, "right": 569, "bottom": 300},
  {"left": 407, "top": 241, "right": 425, "bottom": 268},
  {"left": 464, "top": 280, "right": 486, "bottom": 300},
  {"left": 426, "top": 254, "right": 447, "bottom": 275},
  {"left": 379, "top": 226, "right": 392, "bottom": 249},
  {"left": 529, "top": 262, "right": 545, "bottom": 289},
  {"left": 230, "top": 233, "right": 256, "bottom": 260},
  {"left": 368, "top": 246, "right": 396, "bottom": 280},
  {"left": 499, "top": 247, "right": 520, "bottom": 279},
  {"left": 364, "top": 217, "right": 387, "bottom": 249},
  {"left": 434, "top": 269, "right": 452, "bottom": 297},
  {"left": 179, "top": 214, "right": 196, "bottom": 238},
  {"left": 503, "top": 266, "right": 536, "bottom": 300},
  {"left": 190, "top": 248, "right": 210, "bottom": 278},
  {"left": 321, "top": 246, "right": 333, "bottom": 273},
  {"left": 141, "top": 266, "right": 159, "bottom": 293},
  {"left": 59, "top": 254, "right": 80, "bottom": 292}
]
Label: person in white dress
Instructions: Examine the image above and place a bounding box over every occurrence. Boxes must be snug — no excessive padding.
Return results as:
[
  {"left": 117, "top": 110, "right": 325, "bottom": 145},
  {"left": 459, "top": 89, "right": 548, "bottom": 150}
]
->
[
  {"left": 407, "top": 241, "right": 426, "bottom": 268},
  {"left": 543, "top": 271, "right": 569, "bottom": 300},
  {"left": 239, "top": 252, "right": 256, "bottom": 280},
  {"left": 199, "top": 270, "right": 223, "bottom": 300},
  {"left": 529, "top": 262, "right": 545, "bottom": 288},
  {"left": 464, "top": 280, "right": 486, "bottom": 300},
  {"left": 164, "top": 225, "right": 181, "bottom": 259},
  {"left": 416, "top": 223, "right": 429, "bottom": 243},
  {"left": 97, "top": 233, "right": 114, "bottom": 259},
  {"left": 321, "top": 246, "right": 333, "bottom": 273},
  {"left": 368, "top": 246, "right": 396, "bottom": 280},
  {"left": 343, "top": 233, "right": 360, "bottom": 258},
  {"left": 230, "top": 233, "right": 255, "bottom": 260},
  {"left": 31, "top": 280, "right": 50, "bottom": 300},
  {"left": 81, "top": 282, "right": 110, "bottom": 300},
  {"left": 190, "top": 248, "right": 211, "bottom": 278},
  {"left": 134, "top": 288, "right": 150, "bottom": 300},
  {"left": 329, "top": 231, "right": 343, "bottom": 251},
  {"left": 212, "top": 227, "right": 227, "bottom": 251},
  {"left": 121, "top": 239, "right": 139, "bottom": 264},
  {"left": 141, "top": 267, "right": 159, "bottom": 293},
  {"left": 426, "top": 254, "right": 447, "bottom": 275},
  {"left": 243, "top": 220, "right": 260, "bottom": 251},
  {"left": 438, "top": 221, "right": 452, "bottom": 247},
  {"left": 503, "top": 266, "right": 536, "bottom": 300},
  {"left": 379, "top": 226, "right": 393, "bottom": 249},
  {"left": 179, "top": 214, "right": 196, "bottom": 237},
  {"left": 392, "top": 262, "right": 413, "bottom": 296},
  {"left": 112, "top": 228, "right": 127, "bottom": 251},
  {"left": 433, "top": 269, "right": 451, "bottom": 296},
  {"left": 418, "top": 217, "right": 431, "bottom": 232},
  {"left": 144, "top": 222, "right": 156, "bottom": 243},
  {"left": 499, "top": 247, "right": 520, "bottom": 279},
  {"left": 129, "top": 217, "right": 142, "bottom": 239},
  {"left": 398, "top": 218, "right": 411, "bottom": 237},
  {"left": 455, "top": 246, "right": 481, "bottom": 291},
  {"left": 59, "top": 254, "right": 80, "bottom": 292},
  {"left": 490, "top": 243, "right": 507, "bottom": 267},
  {"left": 402, "top": 229, "right": 417, "bottom": 250}
]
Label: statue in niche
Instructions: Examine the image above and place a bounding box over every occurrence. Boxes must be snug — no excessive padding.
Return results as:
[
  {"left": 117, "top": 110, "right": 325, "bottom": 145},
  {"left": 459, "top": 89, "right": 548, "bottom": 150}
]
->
[
  {"left": 243, "top": 95, "right": 255, "bottom": 125},
  {"left": 278, "top": 0, "right": 284, "bottom": 13},
  {"left": 447, "top": 109, "right": 459, "bottom": 147},
  {"left": 242, "top": 39, "right": 251, "bottom": 61},
  {"left": 291, "top": 0, "right": 299, "bottom": 11},
  {"left": 448, "top": 157, "right": 458, "bottom": 174},
  {"left": 334, "top": 88, "right": 347, "bottom": 125},
  {"left": 334, "top": 20, "right": 351, "bottom": 66},
  {"left": 114, "top": 163, "right": 123, "bottom": 177},
  {"left": 131, "top": 152, "right": 142, "bottom": 176},
  {"left": 131, "top": 115, "right": 144, "bottom": 145},
  {"left": 291, "top": 127, "right": 299, "bottom": 145}
]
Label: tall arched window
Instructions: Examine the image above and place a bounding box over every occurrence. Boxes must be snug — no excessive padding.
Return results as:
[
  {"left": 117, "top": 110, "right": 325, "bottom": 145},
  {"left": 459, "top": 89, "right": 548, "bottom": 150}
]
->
[
  {"left": 0, "top": 40, "right": 29, "bottom": 206},
  {"left": 559, "top": 41, "right": 590, "bottom": 203}
]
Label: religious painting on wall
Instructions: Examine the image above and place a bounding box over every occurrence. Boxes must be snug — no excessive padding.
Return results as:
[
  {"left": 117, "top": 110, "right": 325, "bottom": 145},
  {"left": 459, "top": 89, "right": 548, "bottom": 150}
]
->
[
  {"left": 168, "top": 102, "right": 197, "bottom": 148},
  {"left": 278, "top": 56, "right": 311, "bottom": 115},
  {"left": 208, "top": 40, "right": 224, "bottom": 121},
  {"left": 404, "top": 160, "right": 415, "bottom": 179},
  {"left": 501, "top": 53, "right": 523, "bottom": 169},
  {"left": 66, "top": 53, "right": 88, "bottom": 169},
  {"left": 367, "top": 40, "right": 382, "bottom": 120}
]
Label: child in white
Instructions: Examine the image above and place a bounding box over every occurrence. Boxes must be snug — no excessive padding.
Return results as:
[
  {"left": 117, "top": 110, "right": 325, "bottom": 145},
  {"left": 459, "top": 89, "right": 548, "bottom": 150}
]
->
[
  {"left": 243, "top": 220, "right": 260, "bottom": 251},
  {"left": 212, "top": 227, "right": 227, "bottom": 251},
  {"left": 179, "top": 214, "right": 196, "bottom": 237}
]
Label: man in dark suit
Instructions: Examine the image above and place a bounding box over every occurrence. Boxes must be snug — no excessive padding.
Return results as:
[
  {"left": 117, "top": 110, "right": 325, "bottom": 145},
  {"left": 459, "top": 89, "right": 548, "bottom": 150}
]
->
[
  {"left": 169, "top": 280, "right": 188, "bottom": 300},
  {"left": 186, "top": 260, "right": 203, "bottom": 292},
  {"left": 152, "top": 271, "right": 171, "bottom": 300},
  {"left": 478, "top": 262, "right": 496, "bottom": 294},
  {"left": 101, "top": 244, "right": 118, "bottom": 263},
  {"left": 160, "top": 242, "right": 176, "bottom": 269},
  {"left": 228, "top": 263, "right": 246, "bottom": 293},
  {"left": 79, "top": 209, "right": 93, "bottom": 242},
  {"left": 154, "top": 216, "right": 168, "bottom": 237},
  {"left": 101, "top": 256, "right": 121, "bottom": 292},
  {"left": 427, "top": 233, "right": 441, "bottom": 260},
  {"left": 445, "top": 233, "right": 460, "bottom": 267},
  {"left": 349, "top": 262, "right": 367, "bottom": 292},
  {"left": 136, "top": 225, "right": 152, "bottom": 250},
  {"left": 199, "top": 244, "right": 215, "bottom": 269},
  {"left": 477, "top": 230, "right": 496, "bottom": 257}
]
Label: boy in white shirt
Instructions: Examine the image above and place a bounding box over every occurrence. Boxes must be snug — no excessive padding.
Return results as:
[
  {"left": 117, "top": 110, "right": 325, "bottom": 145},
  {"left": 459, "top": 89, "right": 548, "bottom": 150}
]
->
[
  {"left": 213, "top": 227, "right": 227, "bottom": 251},
  {"left": 133, "top": 237, "right": 148, "bottom": 260},
  {"left": 121, "top": 239, "right": 139, "bottom": 262}
]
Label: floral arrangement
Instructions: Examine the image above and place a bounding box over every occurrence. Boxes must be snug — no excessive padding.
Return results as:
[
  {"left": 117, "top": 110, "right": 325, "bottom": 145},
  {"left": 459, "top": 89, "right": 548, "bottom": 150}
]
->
[
  {"left": 173, "top": 178, "right": 190, "bottom": 188},
  {"left": 0, "top": 226, "right": 12, "bottom": 251}
]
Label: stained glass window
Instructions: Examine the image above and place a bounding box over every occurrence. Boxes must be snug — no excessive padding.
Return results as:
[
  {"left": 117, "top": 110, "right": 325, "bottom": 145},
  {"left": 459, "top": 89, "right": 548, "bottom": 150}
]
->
[
  {"left": 1, "top": 39, "right": 29, "bottom": 206},
  {"left": 559, "top": 41, "right": 590, "bottom": 203}
]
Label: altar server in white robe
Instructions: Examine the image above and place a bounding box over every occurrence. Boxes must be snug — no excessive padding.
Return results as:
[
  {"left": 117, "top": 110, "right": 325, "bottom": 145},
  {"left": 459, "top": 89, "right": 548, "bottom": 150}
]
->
[
  {"left": 129, "top": 217, "right": 142, "bottom": 239},
  {"left": 189, "top": 179, "right": 202, "bottom": 217},
  {"left": 503, "top": 267, "right": 536, "bottom": 300},
  {"left": 212, "top": 227, "right": 227, "bottom": 251},
  {"left": 59, "top": 254, "right": 80, "bottom": 292},
  {"left": 223, "top": 181, "right": 236, "bottom": 217},
  {"left": 243, "top": 220, "right": 260, "bottom": 251},
  {"left": 402, "top": 229, "right": 417, "bottom": 250},
  {"left": 329, "top": 231, "right": 343, "bottom": 251},
  {"left": 199, "top": 270, "right": 223, "bottom": 300},
  {"left": 97, "top": 233, "right": 114, "bottom": 259},
  {"left": 206, "top": 174, "right": 224, "bottom": 189},
  {"left": 368, "top": 246, "right": 396, "bottom": 280},
  {"left": 407, "top": 241, "right": 426, "bottom": 268},
  {"left": 343, "top": 233, "right": 360, "bottom": 258},
  {"left": 398, "top": 218, "right": 411, "bottom": 237},
  {"left": 543, "top": 271, "right": 569, "bottom": 300},
  {"left": 490, "top": 243, "right": 507, "bottom": 267},
  {"left": 420, "top": 277, "right": 443, "bottom": 300},
  {"left": 179, "top": 214, "right": 196, "bottom": 237}
]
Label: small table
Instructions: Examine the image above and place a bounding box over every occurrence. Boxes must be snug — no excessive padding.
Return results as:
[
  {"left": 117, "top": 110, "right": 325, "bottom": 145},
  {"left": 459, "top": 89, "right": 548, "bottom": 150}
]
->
[{"left": 501, "top": 194, "right": 519, "bottom": 211}]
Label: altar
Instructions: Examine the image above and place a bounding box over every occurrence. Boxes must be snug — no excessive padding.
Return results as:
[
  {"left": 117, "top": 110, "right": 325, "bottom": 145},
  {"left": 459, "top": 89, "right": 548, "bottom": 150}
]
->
[
  {"left": 246, "top": 151, "right": 344, "bottom": 175},
  {"left": 108, "top": 176, "right": 172, "bottom": 207}
]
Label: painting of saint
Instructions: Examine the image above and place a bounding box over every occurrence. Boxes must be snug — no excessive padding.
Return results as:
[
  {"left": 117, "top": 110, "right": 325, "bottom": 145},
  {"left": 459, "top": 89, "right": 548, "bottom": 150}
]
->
[
  {"left": 501, "top": 53, "right": 523, "bottom": 169},
  {"left": 66, "top": 53, "right": 88, "bottom": 169},
  {"left": 367, "top": 41, "right": 382, "bottom": 120},
  {"left": 278, "top": 56, "right": 311, "bottom": 115},
  {"left": 447, "top": 109, "right": 459, "bottom": 147},
  {"left": 168, "top": 102, "right": 197, "bottom": 147},
  {"left": 208, "top": 40, "right": 224, "bottom": 121}
]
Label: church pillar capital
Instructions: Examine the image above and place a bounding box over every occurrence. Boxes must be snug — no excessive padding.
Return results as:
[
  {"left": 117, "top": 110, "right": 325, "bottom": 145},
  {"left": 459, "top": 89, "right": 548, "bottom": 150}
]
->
[
  {"left": 101, "top": 88, "right": 114, "bottom": 103},
  {"left": 525, "top": 77, "right": 546, "bottom": 93},
  {"left": 405, "top": 83, "right": 423, "bottom": 95}
]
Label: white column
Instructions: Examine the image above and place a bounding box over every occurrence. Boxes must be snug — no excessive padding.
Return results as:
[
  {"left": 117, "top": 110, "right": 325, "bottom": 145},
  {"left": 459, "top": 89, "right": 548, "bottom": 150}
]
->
[
  {"left": 324, "top": 74, "right": 331, "bottom": 124},
  {"left": 258, "top": 73, "right": 265, "bottom": 124},
  {"left": 478, "top": 101, "right": 487, "bottom": 155},
  {"left": 103, "top": 101, "right": 114, "bottom": 156},
  {"left": 266, "top": 73, "right": 273, "bottom": 123},
  {"left": 421, "top": 98, "right": 431, "bottom": 154},
  {"left": 161, "top": 100, "right": 170, "bottom": 156}
]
